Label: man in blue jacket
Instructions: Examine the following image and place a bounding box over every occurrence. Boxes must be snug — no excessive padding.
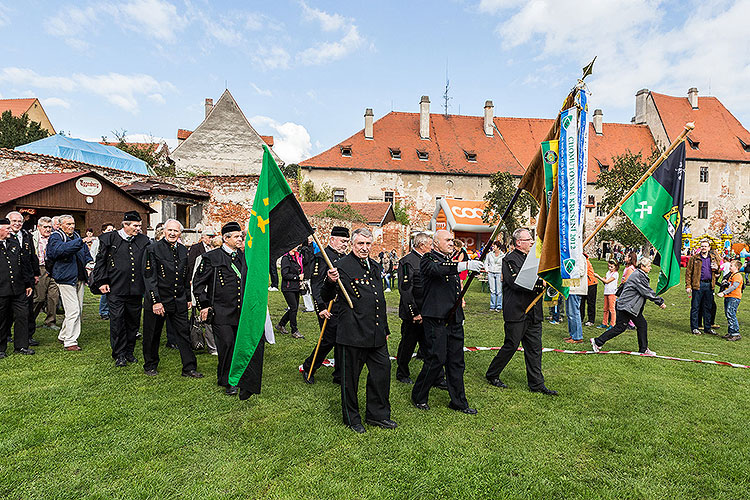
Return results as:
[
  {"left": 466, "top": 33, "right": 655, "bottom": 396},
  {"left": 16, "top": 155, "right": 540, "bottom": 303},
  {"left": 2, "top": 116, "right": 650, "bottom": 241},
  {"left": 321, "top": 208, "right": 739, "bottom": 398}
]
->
[{"left": 46, "top": 214, "right": 93, "bottom": 351}]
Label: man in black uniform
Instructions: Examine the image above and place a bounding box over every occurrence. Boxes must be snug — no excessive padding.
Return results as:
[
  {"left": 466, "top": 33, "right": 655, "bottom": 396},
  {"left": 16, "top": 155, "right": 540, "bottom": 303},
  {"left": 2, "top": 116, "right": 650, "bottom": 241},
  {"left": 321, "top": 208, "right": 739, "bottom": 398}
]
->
[
  {"left": 485, "top": 228, "right": 557, "bottom": 395},
  {"left": 0, "top": 217, "right": 34, "bottom": 357},
  {"left": 411, "top": 229, "right": 483, "bottom": 414},
  {"left": 323, "top": 228, "right": 395, "bottom": 433},
  {"left": 93, "top": 210, "right": 150, "bottom": 367},
  {"left": 142, "top": 219, "right": 203, "bottom": 378},
  {"left": 193, "top": 222, "right": 257, "bottom": 396},
  {"left": 7, "top": 211, "right": 40, "bottom": 346},
  {"left": 300, "top": 226, "right": 349, "bottom": 384}
]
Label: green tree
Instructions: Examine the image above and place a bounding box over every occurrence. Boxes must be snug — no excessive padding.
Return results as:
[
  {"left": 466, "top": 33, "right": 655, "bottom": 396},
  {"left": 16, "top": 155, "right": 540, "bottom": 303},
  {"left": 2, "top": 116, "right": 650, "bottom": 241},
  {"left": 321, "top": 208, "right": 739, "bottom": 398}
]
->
[
  {"left": 393, "top": 199, "right": 410, "bottom": 226},
  {"left": 0, "top": 111, "right": 49, "bottom": 149},
  {"left": 595, "top": 148, "right": 661, "bottom": 248},
  {"left": 317, "top": 203, "right": 366, "bottom": 222},
  {"left": 482, "top": 171, "right": 537, "bottom": 238},
  {"left": 299, "top": 179, "right": 332, "bottom": 202},
  {"left": 280, "top": 162, "right": 299, "bottom": 180},
  {"left": 108, "top": 129, "right": 174, "bottom": 176}
]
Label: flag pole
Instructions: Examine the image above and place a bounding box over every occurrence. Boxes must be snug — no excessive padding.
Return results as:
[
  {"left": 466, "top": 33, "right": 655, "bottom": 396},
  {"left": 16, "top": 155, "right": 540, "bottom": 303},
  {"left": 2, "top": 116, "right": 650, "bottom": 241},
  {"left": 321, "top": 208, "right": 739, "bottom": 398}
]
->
[
  {"left": 523, "top": 121, "right": 695, "bottom": 313},
  {"left": 307, "top": 300, "right": 334, "bottom": 381},
  {"left": 311, "top": 232, "right": 354, "bottom": 308}
]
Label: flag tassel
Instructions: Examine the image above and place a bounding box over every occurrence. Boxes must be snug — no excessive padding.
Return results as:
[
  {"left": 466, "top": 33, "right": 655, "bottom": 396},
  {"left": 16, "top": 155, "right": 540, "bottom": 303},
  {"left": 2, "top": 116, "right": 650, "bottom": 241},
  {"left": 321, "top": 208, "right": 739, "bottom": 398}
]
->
[{"left": 311, "top": 232, "right": 354, "bottom": 308}]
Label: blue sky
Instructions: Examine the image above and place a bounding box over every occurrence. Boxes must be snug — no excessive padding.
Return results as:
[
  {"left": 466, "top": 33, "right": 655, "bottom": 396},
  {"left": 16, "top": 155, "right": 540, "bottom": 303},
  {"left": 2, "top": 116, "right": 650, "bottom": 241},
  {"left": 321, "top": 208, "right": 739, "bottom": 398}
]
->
[{"left": 1, "top": 0, "right": 748, "bottom": 163}]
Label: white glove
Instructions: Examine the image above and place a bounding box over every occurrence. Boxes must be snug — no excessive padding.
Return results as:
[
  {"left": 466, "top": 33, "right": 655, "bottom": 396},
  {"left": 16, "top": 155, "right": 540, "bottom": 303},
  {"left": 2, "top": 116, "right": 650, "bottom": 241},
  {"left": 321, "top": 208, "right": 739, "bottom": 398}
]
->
[{"left": 458, "top": 260, "right": 484, "bottom": 273}]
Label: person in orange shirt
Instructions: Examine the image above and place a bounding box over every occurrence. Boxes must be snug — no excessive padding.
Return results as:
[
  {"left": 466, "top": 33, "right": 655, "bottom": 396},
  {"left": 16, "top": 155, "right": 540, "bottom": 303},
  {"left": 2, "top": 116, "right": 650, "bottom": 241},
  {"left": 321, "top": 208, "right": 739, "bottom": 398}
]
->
[
  {"left": 717, "top": 260, "right": 743, "bottom": 341},
  {"left": 580, "top": 256, "right": 598, "bottom": 326}
]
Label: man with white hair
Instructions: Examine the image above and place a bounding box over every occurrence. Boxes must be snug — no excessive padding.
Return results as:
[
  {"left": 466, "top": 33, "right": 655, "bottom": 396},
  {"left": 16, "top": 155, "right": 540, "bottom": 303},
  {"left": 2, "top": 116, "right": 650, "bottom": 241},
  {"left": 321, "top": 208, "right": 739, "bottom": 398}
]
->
[
  {"left": 32, "top": 216, "right": 60, "bottom": 330},
  {"left": 142, "top": 219, "right": 202, "bottom": 378},
  {"left": 0, "top": 217, "right": 35, "bottom": 357},
  {"left": 7, "top": 211, "right": 40, "bottom": 346}
]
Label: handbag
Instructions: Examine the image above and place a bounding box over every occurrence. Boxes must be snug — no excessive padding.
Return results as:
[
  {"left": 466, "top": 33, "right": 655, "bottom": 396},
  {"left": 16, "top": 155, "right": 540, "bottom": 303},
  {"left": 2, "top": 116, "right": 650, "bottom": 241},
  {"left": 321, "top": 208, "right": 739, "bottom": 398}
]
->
[{"left": 189, "top": 307, "right": 205, "bottom": 350}]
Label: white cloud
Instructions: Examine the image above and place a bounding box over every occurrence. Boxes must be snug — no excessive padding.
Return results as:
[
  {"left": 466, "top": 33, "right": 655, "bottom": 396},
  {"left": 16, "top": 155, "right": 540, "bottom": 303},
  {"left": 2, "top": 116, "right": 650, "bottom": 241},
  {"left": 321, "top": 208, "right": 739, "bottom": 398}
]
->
[
  {"left": 250, "top": 115, "right": 312, "bottom": 164},
  {"left": 297, "top": 25, "right": 364, "bottom": 66},
  {"left": 41, "top": 97, "right": 71, "bottom": 109},
  {"left": 0, "top": 3, "right": 10, "bottom": 27},
  {"left": 119, "top": 0, "right": 187, "bottom": 42},
  {"left": 253, "top": 46, "right": 292, "bottom": 70},
  {"left": 250, "top": 83, "right": 273, "bottom": 97},
  {"left": 148, "top": 93, "right": 166, "bottom": 104},
  {"left": 300, "top": 0, "right": 347, "bottom": 31},
  {"left": 0, "top": 67, "right": 76, "bottom": 91}
]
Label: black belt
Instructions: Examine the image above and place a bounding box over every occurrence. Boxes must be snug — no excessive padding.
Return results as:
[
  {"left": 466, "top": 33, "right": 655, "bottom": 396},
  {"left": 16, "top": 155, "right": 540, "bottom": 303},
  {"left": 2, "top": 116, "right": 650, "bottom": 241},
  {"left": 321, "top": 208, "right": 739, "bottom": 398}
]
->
[{"left": 700, "top": 279, "right": 712, "bottom": 283}]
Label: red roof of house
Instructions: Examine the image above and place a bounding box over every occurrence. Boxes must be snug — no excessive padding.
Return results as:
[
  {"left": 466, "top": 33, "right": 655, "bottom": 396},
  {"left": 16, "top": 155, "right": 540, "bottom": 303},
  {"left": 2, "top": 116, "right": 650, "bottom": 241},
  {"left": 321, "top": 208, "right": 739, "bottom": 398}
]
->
[
  {"left": 0, "top": 98, "right": 37, "bottom": 117},
  {"left": 0, "top": 172, "right": 88, "bottom": 205},
  {"left": 301, "top": 201, "right": 394, "bottom": 225},
  {"left": 177, "top": 129, "right": 193, "bottom": 140},
  {"left": 651, "top": 92, "right": 750, "bottom": 162},
  {"left": 302, "top": 112, "right": 656, "bottom": 183},
  {"left": 261, "top": 135, "right": 274, "bottom": 147}
]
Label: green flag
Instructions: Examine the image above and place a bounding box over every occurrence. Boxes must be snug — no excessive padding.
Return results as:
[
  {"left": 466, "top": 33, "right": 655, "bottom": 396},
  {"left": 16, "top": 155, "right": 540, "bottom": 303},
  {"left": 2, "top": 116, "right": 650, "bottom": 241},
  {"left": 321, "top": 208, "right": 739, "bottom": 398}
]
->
[
  {"left": 229, "top": 146, "right": 314, "bottom": 387},
  {"left": 621, "top": 142, "right": 686, "bottom": 294}
]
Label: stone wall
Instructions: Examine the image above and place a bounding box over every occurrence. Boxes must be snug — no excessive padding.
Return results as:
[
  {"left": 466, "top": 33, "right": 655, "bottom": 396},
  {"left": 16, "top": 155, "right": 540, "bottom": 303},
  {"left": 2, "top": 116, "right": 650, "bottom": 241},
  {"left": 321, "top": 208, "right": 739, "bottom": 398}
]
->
[{"left": 308, "top": 216, "right": 411, "bottom": 258}]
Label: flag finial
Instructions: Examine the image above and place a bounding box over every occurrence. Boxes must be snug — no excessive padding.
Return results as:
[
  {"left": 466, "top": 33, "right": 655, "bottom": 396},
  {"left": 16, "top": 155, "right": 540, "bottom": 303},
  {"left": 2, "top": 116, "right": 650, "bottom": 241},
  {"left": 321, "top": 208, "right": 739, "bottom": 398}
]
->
[{"left": 581, "top": 56, "right": 596, "bottom": 81}]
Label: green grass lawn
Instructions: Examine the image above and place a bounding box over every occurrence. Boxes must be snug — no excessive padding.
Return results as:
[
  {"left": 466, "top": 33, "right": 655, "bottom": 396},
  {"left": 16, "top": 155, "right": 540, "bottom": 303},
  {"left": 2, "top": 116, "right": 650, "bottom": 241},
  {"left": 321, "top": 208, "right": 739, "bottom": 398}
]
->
[{"left": 2, "top": 260, "right": 750, "bottom": 499}]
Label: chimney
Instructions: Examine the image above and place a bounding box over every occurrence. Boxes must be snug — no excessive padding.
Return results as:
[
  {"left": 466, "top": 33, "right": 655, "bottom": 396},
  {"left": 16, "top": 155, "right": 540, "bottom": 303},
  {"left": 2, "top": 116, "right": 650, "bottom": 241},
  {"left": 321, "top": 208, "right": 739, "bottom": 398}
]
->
[
  {"left": 364, "top": 108, "right": 374, "bottom": 139},
  {"left": 419, "top": 95, "right": 430, "bottom": 140},
  {"left": 483, "top": 100, "right": 494, "bottom": 136},
  {"left": 593, "top": 108, "right": 603, "bottom": 135},
  {"left": 634, "top": 88, "right": 649, "bottom": 125},
  {"left": 688, "top": 87, "right": 699, "bottom": 109},
  {"left": 205, "top": 98, "right": 214, "bottom": 118}
]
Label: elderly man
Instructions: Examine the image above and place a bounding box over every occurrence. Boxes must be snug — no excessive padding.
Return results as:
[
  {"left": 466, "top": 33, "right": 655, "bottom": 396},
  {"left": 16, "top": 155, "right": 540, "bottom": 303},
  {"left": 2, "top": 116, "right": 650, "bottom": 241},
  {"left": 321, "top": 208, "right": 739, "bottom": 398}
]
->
[
  {"left": 0, "top": 217, "right": 34, "bottom": 357},
  {"left": 300, "top": 226, "right": 349, "bottom": 384},
  {"left": 188, "top": 227, "right": 216, "bottom": 277},
  {"left": 142, "top": 219, "right": 202, "bottom": 378},
  {"left": 93, "top": 211, "right": 150, "bottom": 367},
  {"left": 485, "top": 228, "right": 556, "bottom": 396},
  {"left": 412, "top": 229, "right": 483, "bottom": 414},
  {"left": 32, "top": 217, "right": 60, "bottom": 330},
  {"left": 7, "top": 211, "right": 40, "bottom": 346},
  {"left": 323, "top": 228, "right": 395, "bottom": 433},
  {"left": 46, "top": 214, "right": 93, "bottom": 351},
  {"left": 685, "top": 239, "right": 721, "bottom": 335},
  {"left": 193, "top": 222, "right": 253, "bottom": 396}
]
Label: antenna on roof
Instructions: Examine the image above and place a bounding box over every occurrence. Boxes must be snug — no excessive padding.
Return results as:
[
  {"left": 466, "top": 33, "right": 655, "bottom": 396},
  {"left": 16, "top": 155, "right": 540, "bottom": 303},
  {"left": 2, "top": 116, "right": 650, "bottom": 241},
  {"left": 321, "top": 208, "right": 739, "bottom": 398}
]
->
[{"left": 443, "top": 60, "right": 452, "bottom": 117}]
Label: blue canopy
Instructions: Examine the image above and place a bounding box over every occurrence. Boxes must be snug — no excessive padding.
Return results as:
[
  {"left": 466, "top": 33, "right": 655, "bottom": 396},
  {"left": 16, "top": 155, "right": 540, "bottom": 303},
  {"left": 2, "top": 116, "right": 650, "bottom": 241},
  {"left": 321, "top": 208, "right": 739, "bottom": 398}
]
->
[{"left": 16, "top": 134, "right": 152, "bottom": 175}]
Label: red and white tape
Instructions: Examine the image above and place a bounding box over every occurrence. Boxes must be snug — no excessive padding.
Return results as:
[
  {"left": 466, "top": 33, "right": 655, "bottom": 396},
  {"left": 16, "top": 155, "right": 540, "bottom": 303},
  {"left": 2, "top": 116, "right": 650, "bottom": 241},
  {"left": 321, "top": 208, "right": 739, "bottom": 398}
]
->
[{"left": 299, "top": 347, "right": 750, "bottom": 371}]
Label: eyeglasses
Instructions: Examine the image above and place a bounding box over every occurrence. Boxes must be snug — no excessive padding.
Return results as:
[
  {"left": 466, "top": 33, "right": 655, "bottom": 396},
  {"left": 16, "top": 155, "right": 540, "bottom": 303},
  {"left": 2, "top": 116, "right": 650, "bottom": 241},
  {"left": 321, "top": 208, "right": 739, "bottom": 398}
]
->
[{"left": 517, "top": 238, "right": 533, "bottom": 242}]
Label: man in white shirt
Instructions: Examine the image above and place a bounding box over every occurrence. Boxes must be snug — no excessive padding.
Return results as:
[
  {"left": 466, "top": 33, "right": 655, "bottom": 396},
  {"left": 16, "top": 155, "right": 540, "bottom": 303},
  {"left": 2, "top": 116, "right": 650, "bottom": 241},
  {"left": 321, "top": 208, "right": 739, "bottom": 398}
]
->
[{"left": 32, "top": 217, "right": 60, "bottom": 330}]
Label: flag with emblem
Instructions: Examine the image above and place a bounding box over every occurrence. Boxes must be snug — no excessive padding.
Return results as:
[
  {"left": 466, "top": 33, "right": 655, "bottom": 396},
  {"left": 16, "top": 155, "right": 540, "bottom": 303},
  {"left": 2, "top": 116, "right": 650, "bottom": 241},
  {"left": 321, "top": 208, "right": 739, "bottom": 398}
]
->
[
  {"left": 620, "top": 141, "right": 686, "bottom": 294},
  {"left": 229, "top": 145, "right": 314, "bottom": 387}
]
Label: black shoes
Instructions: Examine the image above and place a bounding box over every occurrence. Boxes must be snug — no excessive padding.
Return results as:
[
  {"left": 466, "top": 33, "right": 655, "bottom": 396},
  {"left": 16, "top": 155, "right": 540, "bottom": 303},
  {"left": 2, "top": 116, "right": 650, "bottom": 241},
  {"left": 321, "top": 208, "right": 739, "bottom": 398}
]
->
[
  {"left": 487, "top": 377, "right": 508, "bottom": 388},
  {"left": 302, "top": 370, "right": 315, "bottom": 384},
  {"left": 448, "top": 402, "right": 478, "bottom": 414},
  {"left": 14, "top": 347, "right": 35, "bottom": 355},
  {"left": 433, "top": 380, "right": 448, "bottom": 391},
  {"left": 182, "top": 370, "right": 204, "bottom": 378},
  {"left": 530, "top": 385, "right": 558, "bottom": 396},
  {"left": 397, "top": 376, "right": 413, "bottom": 384},
  {"left": 349, "top": 423, "right": 366, "bottom": 434},
  {"left": 165, "top": 343, "right": 178, "bottom": 349},
  {"left": 28, "top": 338, "right": 40, "bottom": 346},
  {"left": 412, "top": 399, "right": 430, "bottom": 411},
  {"left": 144, "top": 369, "right": 158, "bottom": 376},
  {"left": 115, "top": 356, "right": 127, "bottom": 367},
  {"left": 0, "top": 352, "right": 6, "bottom": 359},
  {"left": 225, "top": 385, "right": 239, "bottom": 396},
  {"left": 366, "top": 418, "right": 398, "bottom": 429},
  {"left": 125, "top": 353, "right": 137, "bottom": 363},
  {"left": 239, "top": 388, "right": 254, "bottom": 400}
]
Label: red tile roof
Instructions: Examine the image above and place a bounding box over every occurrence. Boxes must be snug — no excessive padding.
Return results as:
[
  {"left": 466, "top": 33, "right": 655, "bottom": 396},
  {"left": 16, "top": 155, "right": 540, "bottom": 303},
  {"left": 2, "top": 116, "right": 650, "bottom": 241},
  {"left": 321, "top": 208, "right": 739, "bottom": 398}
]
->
[
  {"left": 261, "top": 135, "right": 274, "bottom": 147},
  {"left": 177, "top": 129, "right": 192, "bottom": 140},
  {"left": 302, "top": 112, "right": 656, "bottom": 183},
  {"left": 301, "top": 201, "right": 394, "bottom": 226},
  {"left": 0, "top": 172, "right": 88, "bottom": 205},
  {"left": 651, "top": 92, "right": 750, "bottom": 162},
  {"left": 0, "top": 98, "right": 37, "bottom": 117}
]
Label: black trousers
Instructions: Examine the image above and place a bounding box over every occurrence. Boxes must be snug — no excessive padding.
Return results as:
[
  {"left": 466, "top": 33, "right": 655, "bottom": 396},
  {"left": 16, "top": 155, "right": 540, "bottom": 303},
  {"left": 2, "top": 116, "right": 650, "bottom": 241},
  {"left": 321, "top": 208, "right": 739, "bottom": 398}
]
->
[
  {"left": 302, "top": 316, "right": 340, "bottom": 381},
  {"left": 269, "top": 263, "right": 279, "bottom": 288},
  {"left": 108, "top": 294, "right": 142, "bottom": 359},
  {"left": 213, "top": 323, "right": 238, "bottom": 387},
  {"left": 486, "top": 318, "right": 545, "bottom": 390},
  {"left": 397, "top": 319, "right": 424, "bottom": 379},
  {"left": 142, "top": 303, "right": 197, "bottom": 372},
  {"left": 339, "top": 343, "right": 391, "bottom": 426},
  {"left": 594, "top": 307, "right": 649, "bottom": 353},
  {"left": 580, "top": 283, "right": 598, "bottom": 324},
  {"left": 280, "top": 291, "right": 299, "bottom": 331},
  {"left": 412, "top": 317, "right": 468, "bottom": 408},
  {"left": 0, "top": 293, "right": 29, "bottom": 352}
]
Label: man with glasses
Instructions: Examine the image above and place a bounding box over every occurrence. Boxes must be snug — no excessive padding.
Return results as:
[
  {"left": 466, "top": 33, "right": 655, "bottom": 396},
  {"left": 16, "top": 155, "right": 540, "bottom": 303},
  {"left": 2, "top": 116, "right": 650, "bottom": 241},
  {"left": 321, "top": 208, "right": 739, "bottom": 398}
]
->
[
  {"left": 32, "top": 217, "right": 61, "bottom": 331},
  {"left": 485, "top": 228, "right": 557, "bottom": 396}
]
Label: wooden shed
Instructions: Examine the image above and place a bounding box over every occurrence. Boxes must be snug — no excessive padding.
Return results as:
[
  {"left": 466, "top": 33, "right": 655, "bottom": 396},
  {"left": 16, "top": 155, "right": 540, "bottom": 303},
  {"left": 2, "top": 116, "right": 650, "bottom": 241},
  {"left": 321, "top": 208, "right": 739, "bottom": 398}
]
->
[{"left": 0, "top": 171, "right": 154, "bottom": 233}]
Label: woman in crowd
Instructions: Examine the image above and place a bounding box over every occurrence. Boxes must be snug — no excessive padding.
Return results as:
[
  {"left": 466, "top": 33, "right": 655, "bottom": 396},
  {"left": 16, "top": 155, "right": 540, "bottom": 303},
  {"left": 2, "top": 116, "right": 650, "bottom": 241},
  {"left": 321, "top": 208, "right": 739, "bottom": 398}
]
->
[
  {"left": 453, "top": 239, "right": 469, "bottom": 281},
  {"left": 590, "top": 257, "right": 666, "bottom": 355},
  {"left": 381, "top": 251, "right": 393, "bottom": 292},
  {"left": 276, "top": 246, "right": 305, "bottom": 339},
  {"left": 484, "top": 241, "right": 504, "bottom": 311},
  {"left": 595, "top": 260, "right": 620, "bottom": 329}
]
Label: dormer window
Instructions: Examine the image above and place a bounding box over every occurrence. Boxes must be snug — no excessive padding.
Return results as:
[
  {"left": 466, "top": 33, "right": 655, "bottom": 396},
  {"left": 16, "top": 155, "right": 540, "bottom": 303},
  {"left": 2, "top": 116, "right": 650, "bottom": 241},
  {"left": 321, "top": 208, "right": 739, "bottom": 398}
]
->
[
  {"left": 417, "top": 149, "right": 429, "bottom": 161},
  {"left": 464, "top": 150, "right": 477, "bottom": 162},
  {"left": 340, "top": 145, "right": 352, "bottom": 157},
  {"left": 596, "top": 158, "right": 609, "bottom": 172},
  {"left": 389, "top": 148, "right": 401, "bottom": 160},
  {"left": 739, "top": 138, "right": 750, "bottom": 153},
  {"left": 687, "top": 137, "right": 699, "bottom": 150}
]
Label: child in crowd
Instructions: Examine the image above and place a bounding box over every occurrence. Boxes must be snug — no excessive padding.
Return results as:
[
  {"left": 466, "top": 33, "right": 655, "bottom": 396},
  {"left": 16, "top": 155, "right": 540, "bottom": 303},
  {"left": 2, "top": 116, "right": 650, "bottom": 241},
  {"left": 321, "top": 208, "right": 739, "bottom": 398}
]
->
[
  {"left": 717, "top": 259, "right": 743, "bottom": 341},
  {"left": 595, "top": 260, "right": 620, "bottom": 329}
]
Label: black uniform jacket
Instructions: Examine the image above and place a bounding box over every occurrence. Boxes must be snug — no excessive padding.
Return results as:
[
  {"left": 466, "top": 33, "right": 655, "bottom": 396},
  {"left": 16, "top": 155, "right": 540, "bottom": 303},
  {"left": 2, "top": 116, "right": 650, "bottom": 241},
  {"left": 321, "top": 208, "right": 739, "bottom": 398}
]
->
[
  {"left": 398, "top": 250, "right": 426, "bottom": 320},
  {"left": 311, "top": 246, "right": 345, "bottom": 324},
  {"left": 420, "top": 250, "right": 464, "bottom": 323},
  {"left": 192, "top": 247, "right": 247, "bottom": 326},
  {"left": 187, "top": 241, "right": 208, "bottom": 277},
  {"left": 16, "top": 230, "right": 40, "bottom": 278},
  {"left": 300, "top": 243, "right": 314, "bottom": 280},
  {"left": 321, "top": 252, "right": 389, "bottom": 348},
  {"left": 0, "top": 238, "right": 33, "bottom": 296},
  {"left": 143, "top": 239, "right": 190, "bottom": 311},
  {"left": 502, "top": 248, "right": 545, "bottom": 323},
  {"left": 280, "top": 253, "right": 302, "bottom": 292},
  {"left": 92, "top": 231, "right": 150, "bottom": 296}
]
